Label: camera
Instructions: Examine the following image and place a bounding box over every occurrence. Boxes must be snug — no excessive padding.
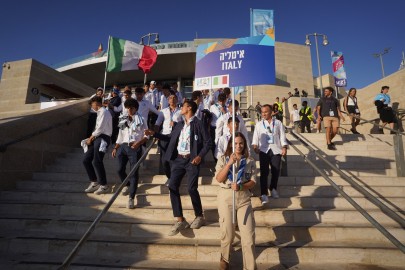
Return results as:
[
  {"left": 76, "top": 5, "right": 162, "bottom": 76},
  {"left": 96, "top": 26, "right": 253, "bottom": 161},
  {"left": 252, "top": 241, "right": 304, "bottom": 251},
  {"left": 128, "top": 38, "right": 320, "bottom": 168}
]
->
[{"left": 118, "top": 114, "right": 129, "bottom": 130}]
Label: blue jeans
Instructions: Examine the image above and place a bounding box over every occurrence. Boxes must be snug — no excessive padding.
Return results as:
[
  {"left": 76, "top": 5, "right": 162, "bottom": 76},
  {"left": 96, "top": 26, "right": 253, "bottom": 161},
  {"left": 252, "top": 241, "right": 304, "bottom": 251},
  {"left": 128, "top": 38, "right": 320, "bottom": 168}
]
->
[
  {"left": 117, "top": 144, "right": 142, "bottom": 199},
  {"left": 169, "top": 156, "right": 202, "bottom": 218},
  {"left": 158, "top": 140, "right": 171, "bottom": 179},
  {"left": 83, "top": 134, "right": 111, "bottom": 185}
]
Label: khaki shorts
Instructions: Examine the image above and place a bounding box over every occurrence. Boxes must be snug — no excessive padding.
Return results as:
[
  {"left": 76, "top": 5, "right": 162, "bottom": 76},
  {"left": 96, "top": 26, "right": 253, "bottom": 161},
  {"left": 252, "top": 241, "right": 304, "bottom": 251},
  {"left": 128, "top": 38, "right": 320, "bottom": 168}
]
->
[{"left": 323, "top": 116, "right": 340, "bottom": 128}]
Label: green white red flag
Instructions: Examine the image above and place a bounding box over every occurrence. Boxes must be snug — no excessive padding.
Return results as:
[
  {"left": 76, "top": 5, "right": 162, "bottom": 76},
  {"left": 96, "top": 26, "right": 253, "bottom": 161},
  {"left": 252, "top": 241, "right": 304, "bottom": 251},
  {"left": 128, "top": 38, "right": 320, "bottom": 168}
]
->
[{"left": 106, "top": 37, "right": 157, "bottom": 73}]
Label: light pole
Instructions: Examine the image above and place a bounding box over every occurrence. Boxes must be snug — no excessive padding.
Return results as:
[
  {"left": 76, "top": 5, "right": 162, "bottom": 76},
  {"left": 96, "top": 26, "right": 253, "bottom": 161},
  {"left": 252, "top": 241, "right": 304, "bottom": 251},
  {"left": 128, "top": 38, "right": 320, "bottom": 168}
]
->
[
  {"left": 373, "top": 48, "right": 391, "bottom": 78},
  {"left": 305, "top": 33, "right": 329, "bottom": 97},
  {"left": 139, "top": 33, "right": 160, "bottom": 84}
]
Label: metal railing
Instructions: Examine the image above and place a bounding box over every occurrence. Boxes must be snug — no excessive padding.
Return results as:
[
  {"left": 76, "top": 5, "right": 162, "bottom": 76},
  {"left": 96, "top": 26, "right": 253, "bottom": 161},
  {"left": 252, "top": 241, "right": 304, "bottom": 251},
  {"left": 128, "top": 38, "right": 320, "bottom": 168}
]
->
[
  {"left": 341, "top": 111, "right": 405, "bottom": 177},
  {"left": 0, "top": 113, "right": 88, "bottom": 152},
  {"left": 58, "top": 138, "right": 157, "bottom": 269},
  {"left": 287, "top": 128, "right": 405, "bottom": 253},
  {"left": 341, "top": 110, "right": 405, "bottom": 136}
]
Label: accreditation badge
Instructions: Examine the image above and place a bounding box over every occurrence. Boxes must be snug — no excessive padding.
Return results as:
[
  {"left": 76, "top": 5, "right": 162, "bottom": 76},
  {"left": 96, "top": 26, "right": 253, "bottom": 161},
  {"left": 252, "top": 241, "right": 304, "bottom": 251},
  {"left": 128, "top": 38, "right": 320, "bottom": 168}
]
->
[{"left": 267, "top": 134, "right": 274, "bottom": 144}]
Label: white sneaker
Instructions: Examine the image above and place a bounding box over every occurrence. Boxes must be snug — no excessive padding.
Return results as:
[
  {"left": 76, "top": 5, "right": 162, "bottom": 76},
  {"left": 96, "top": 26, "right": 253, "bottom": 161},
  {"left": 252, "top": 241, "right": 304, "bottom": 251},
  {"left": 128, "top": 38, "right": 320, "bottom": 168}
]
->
[
  {"left": 189, "top": 216, "right": 205, "bottom": 229},
  {"left": 261, "top": 194, "right": 269, "bottom": 205},
  {"left": 127, "top": 198, "right": 136, "bottom": 209},
  {"left": 271, "top": 189, "right": 279, "bottom": 199},
  {"left": 94, "top": 185, "right": 109, "bottom": 195},
  {"left": 85, "top": 182, "right": 100, "bottom": 193},
  {"left": 122, "top": 186, "right": 130, "bottom": 196},
  {"left": 168, "top": 219, "right": 190, "bottom": 236}
]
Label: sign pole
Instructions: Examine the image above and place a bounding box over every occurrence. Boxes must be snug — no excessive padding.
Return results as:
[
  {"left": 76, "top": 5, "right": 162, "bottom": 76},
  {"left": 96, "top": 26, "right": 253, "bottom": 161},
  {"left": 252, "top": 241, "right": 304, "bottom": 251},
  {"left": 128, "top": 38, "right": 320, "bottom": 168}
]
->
[
  {"left": 232, "top": 87, "right": 236, "bottom": 225},
  {"left": 103, "top": 36, "right": 111, "bottom": 92}
]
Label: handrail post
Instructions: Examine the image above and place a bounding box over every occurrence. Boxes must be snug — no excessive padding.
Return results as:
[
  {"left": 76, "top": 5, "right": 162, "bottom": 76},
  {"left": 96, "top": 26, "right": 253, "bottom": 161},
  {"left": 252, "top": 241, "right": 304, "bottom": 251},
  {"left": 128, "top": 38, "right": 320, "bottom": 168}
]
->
[{"left": 394, "top": 133, "right": 405, "bottom": 177}]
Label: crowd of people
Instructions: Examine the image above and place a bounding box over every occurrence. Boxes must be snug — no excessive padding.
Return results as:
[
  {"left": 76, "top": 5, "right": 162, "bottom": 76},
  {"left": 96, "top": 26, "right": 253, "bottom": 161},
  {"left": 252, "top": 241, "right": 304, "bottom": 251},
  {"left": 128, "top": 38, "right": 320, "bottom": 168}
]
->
[{"left": 82, "top": 83, "right": 396, "bottom": 269}]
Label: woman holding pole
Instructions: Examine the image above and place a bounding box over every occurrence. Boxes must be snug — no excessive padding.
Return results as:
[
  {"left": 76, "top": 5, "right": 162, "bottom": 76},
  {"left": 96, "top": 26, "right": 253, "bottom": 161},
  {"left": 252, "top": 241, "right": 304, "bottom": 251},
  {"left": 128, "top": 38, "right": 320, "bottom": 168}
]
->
[{"left": 215, "top": 132, "right": 257, "bottom": 270}]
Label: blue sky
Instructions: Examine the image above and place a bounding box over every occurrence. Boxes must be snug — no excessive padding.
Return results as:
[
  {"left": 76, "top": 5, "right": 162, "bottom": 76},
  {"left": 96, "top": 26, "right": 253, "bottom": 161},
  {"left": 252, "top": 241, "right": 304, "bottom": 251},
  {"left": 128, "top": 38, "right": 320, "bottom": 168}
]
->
[{"left": 1, "top": 0, "right": 404, "bottom": 89}]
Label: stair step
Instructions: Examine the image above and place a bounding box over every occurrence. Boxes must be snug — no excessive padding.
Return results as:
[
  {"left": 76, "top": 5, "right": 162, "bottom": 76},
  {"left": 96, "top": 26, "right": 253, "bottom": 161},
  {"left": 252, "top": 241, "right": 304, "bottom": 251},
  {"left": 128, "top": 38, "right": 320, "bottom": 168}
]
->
[
  {"left": 43, "top": 164, "right": 397, "bottom": 177},
  {"left": 1, "top": 218, "right": 403, "bottom": 243},
  {"left": 4, "top": 254, "right": 404, "bottom": 270},
  {"left": 2, "top": 189, "right": 405, "bottom": 212},
  {"left": 31, "top": 172, "right": 405, "bottom": 186},
  {"left": 0, "top": 202, "right": 402, "bottom": 226},
  {"left": 12, "top": 180, "right": 405, "bottom": 197},
  {"left": 2, "top": 236, "right": 404, "bottom": 266},
  {"left": 1, "top": 132, "right": 404, "bottom": 269}
]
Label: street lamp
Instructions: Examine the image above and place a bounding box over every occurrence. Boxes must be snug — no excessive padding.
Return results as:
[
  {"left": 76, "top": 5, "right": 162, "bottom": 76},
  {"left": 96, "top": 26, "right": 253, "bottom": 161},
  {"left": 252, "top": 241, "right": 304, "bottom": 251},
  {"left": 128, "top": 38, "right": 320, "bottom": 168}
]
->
[
  {"left": 373, "top": 48, "right": 391, "bottom": 78},
  {"left": 140, "top": 33, "right": 160, "bottom": 45},
  {"left": 305, "top": 33, "right": 329, "bottom": 97},
  {"left": 139, "top": 33, "right": 160, "bottom": 84}
]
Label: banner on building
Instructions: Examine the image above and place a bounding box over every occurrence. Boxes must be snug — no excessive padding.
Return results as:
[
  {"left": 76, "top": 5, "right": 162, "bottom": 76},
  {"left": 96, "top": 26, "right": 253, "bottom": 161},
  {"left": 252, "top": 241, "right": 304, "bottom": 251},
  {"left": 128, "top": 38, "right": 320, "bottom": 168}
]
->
[
  {"left": 331, "top": 51, "right": 347, "bottom": 87},
  {"left": 194, "top": 35, "right": 275, "bottom": 90},
  {"left": 250, "top": 9, "right": 275, "bottom": 42}
]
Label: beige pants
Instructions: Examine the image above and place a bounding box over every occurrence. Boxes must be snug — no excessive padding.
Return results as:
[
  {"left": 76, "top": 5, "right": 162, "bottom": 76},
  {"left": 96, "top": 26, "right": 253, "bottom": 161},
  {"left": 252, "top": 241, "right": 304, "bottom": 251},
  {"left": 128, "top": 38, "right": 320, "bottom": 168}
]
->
[{"left": 218, "top": 188, "right": 256, "bottom": 270}]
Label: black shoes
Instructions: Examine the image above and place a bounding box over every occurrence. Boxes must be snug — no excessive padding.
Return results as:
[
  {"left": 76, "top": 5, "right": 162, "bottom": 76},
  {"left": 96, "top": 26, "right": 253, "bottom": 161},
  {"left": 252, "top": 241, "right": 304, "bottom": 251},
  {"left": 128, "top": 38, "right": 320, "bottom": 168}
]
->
[
  {"left": 350, "top": 128, "right": 360, "bottom": 134},
  {"left": 327, "top": 143, "right": 336, "bottom": 150}
]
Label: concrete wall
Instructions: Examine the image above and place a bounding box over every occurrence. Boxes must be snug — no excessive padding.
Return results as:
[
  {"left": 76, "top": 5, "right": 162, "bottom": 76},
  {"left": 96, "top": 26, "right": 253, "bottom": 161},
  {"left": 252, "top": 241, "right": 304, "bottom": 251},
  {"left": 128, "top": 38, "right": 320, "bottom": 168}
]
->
[
  {"left": 0, "top": 59, "right": 95, "bottom": 113},
  {"left": 348, "top": 68, "right": 405, "bottom": 134},
  {"left": 0, "top": 98, "right": 90, "bottom": 190}
]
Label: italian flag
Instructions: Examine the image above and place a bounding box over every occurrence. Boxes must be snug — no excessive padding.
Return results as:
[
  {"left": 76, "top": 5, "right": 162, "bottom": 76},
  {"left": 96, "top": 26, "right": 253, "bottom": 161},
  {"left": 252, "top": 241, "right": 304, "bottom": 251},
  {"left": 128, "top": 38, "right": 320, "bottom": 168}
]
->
[{"left": 106, "top": 37, "right": 158, "bottom": 73}]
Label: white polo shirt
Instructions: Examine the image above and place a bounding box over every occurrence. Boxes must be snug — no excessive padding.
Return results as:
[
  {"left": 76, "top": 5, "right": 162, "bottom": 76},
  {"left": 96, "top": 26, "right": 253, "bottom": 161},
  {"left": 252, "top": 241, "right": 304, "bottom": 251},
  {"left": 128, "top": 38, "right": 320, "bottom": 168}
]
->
[
  {"left": 92, "top": 107, "right": 112, "bottom": 137},
  {"left": 215, "top": 112, "right": 248, "bottom": 145},
  {"left": 215, "top": 133, "right": 231, "bottom": 159},
  {"left": 116, "top": 113, "right": 149, "bottom": 145},
  {"left": 210, "top": 103, "right": 226, "bottom": 127},
  {"left": 177, "top": 117, "right": 195, "bottom": 155},
  {"left": 252, "top": 118, "right": 288, "bottom": 155},
  {"left": 155, "top": 107, "right": 181, "bottom": 135},
  {"left": 136, "top": 98, "right": 159, "bottom": 122}
]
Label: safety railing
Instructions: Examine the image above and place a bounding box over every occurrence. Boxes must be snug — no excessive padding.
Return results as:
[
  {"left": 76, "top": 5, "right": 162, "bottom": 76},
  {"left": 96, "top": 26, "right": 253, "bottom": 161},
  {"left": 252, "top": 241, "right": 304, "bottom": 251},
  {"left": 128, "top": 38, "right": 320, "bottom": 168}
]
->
[
  {"left": 0, "top": 113, "right": 88, "bottom": 152},
  {"left": 287, "top": 128, "right": 405, "bottom": 253},
  {"left": 341, "top": 111, "right": 405, "bottom": 177},
  {"left": 58, "top": 138, "right": 157, "bottom": 269},
  {"left": 341, "top": 110, "right": 405, "bottom": 136}
]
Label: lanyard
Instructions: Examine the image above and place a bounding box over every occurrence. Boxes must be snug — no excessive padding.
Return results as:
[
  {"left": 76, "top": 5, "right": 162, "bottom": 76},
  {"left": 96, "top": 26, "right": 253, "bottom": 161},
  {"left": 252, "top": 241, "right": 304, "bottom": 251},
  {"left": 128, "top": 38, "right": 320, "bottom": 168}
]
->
[
  {"left": 325, "top": 97, "right": 335, "bottom": 111},
  {"left": 180, "top": 121, "right": 191, "bottom": 144},
  {"left": 263, "top": 119, "right": 275, "bottom": 133},
  {"left": 215, "top": 103, "right": 224, "bottom": 116},
  {"left": 169, "top": 108, "right": 178, "bottom": 121}
]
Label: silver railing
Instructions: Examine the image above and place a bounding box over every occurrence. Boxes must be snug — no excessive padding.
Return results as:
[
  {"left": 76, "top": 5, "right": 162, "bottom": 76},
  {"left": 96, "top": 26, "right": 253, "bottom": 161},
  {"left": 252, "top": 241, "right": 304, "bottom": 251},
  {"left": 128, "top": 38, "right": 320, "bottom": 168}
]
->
[
  {"left": 341, "top": 111, "right": 405, "bottom": 177},
  {"left": 58, "top": 138, "right": 158, "bottom": 269},
  {"left": 287, "top": 128, "right": 405, "bottom": 253}
]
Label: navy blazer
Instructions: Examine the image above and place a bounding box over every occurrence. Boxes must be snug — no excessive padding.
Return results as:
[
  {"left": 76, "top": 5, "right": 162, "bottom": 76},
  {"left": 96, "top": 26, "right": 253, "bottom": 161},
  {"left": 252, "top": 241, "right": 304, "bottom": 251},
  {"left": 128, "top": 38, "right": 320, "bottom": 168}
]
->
[{"left": 154, "top": 117, "right": 211, "bottom": 162}]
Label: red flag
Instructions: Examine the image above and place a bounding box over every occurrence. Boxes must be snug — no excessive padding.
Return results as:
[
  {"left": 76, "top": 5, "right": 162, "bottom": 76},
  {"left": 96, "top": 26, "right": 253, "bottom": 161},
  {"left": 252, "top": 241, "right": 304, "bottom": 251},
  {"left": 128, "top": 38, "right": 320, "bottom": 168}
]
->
[{"left": 138, "top": 45, "right": 158, "bottom": 74}]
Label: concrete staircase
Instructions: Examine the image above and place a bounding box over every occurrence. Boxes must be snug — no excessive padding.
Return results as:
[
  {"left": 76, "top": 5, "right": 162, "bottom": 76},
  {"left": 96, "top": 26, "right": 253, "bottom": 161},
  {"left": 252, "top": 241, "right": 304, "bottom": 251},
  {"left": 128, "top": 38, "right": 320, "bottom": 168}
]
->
[{"left": 0, "top": 133, "right": 405, "bottom": 269}]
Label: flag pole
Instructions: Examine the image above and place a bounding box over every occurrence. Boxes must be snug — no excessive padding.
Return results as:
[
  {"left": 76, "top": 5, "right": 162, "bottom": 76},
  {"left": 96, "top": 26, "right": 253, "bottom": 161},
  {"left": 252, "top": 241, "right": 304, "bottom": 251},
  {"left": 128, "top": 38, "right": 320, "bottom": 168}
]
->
[
  {"left": 232, "top": 86, "right": 236, "bottom": 225},
  {"left": 103, "top": 36, "right": 111, "bottom": 93}
]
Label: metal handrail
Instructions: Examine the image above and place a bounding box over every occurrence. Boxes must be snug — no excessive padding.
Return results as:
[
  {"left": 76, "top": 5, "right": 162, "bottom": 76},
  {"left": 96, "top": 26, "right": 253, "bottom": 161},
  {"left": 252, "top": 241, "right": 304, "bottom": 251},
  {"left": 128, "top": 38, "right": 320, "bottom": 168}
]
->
[
  {"left": 0, "top": 113, "right": 88, "bottom": 152},
  {"left": 58, "top": 138, "right": 158, "bottom": 269},
  {"left": 341, "top": 110, "right": 405, "bottom": 176},
  {"left": 341, "top": 110, "right": 405, "bottom": 136},
  {"left": 288, "top": 129, "right": 405, "bottom": 253}
]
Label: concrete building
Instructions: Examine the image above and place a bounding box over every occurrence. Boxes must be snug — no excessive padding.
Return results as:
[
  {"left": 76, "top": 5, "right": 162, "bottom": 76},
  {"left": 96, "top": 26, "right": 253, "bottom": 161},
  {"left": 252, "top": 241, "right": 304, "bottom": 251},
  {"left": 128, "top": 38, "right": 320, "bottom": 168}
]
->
[{"left": 52, "top": 39, "right": 317, "bottom": 107}]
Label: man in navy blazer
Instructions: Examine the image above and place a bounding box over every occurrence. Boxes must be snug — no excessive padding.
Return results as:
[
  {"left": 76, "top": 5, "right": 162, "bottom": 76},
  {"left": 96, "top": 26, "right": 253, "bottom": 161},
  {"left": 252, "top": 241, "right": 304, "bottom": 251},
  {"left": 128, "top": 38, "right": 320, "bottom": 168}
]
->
[{"left": 145, "top": 100, "right": 211, "bottom": 236}]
